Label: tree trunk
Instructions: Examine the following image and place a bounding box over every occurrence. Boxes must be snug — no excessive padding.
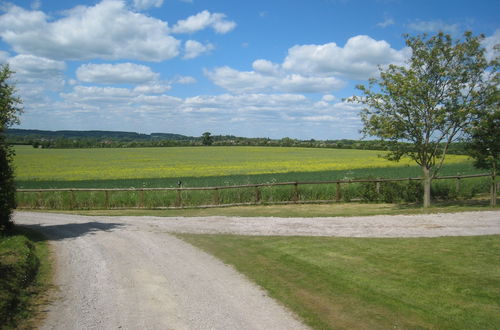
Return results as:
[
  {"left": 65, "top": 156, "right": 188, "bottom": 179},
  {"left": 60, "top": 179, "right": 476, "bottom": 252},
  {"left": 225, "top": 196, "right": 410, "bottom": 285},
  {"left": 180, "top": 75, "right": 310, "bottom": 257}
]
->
[
  {"left": 491, "top": 164, "right": 497, "bottom": 208},
  {"left": 422, "top": 166, "right": 432, "bottom": 208}
]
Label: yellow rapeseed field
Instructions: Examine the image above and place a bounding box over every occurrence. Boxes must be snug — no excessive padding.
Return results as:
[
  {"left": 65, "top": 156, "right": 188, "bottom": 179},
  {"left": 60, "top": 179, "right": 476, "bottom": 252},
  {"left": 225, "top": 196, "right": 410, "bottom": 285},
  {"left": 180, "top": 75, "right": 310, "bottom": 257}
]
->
[{"left": 14, "top": 145, "right": 469, "bottom": 181}]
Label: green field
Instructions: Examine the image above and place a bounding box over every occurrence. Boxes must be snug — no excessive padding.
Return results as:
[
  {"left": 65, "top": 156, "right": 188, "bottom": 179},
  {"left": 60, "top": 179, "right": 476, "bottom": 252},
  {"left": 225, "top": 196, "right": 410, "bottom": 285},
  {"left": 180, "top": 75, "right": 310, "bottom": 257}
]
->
[
  {"left": 14, "top": 145, "right": 474, "bottom": 188},
  {"left": 178, "top": 234, "right": 500, "bottom": 329},
  {"left": 14, "top": 145, "right": 490, "bottom": 209}
]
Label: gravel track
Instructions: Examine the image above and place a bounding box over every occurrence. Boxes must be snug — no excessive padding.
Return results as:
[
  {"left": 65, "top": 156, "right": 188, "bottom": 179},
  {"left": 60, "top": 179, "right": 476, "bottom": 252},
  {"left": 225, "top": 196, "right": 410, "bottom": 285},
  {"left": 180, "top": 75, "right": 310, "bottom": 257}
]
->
[{"left": 14, "top": 210, "right": 500, "bottom": 329}]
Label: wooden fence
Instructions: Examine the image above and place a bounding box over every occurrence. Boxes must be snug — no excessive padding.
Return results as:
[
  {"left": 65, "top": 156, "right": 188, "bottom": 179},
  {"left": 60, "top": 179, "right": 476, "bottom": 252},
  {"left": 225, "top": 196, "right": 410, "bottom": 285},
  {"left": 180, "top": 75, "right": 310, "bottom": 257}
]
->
[{"left": 16, "top": 173, "right": 495, "bottom": 210}]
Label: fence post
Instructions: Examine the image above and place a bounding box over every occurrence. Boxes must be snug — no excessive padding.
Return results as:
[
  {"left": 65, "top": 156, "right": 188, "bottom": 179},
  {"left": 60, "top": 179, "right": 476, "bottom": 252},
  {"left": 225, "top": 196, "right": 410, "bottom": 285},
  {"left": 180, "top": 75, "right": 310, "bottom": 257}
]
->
[
  {"left": 336, "top": 182, "right": 341, "bottom": 202},
  {"left": 176, "top": 189, "right": 182, "bottom": 207},
  {"left": 492, "top": 170, "right": 497, "bottom": 207},
  {"left": 140, "top": 189, "right": 145, "bottom": 208},
  {"left": 455, "top": 177, "right": 461, "bottom": 195},
  {"left": 70, "top": 190, "right": 75, "bottom": 210},
  {"left": 293, "top": 182, "right": 299, "bottom": 202},
  {"left": 105, "top": 190, "right": 109, "bottom": 209},
  {"left": 255, "top": 186, "right": 261, "bottom": 204},
  {"left": 37, "top": 191, "right": 42, "bottom": 209},
  {"left": 376, "top": 181, "right": 381, "bottom": 195},
  {"left": 213, "top": 188, "right": 220, "bottom": 205}
]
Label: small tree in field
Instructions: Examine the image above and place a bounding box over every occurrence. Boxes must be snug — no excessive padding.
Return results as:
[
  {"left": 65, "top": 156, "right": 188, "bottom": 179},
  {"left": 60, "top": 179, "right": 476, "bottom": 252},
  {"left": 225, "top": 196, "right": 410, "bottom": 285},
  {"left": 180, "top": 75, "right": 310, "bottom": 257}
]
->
[
  {"left": 350, "top": 32, "right": 496, "bottom": 207},
  {"left": 0, "top": 64, "right": 22, "bottom": 233},
  {"left": 202, "top": 132, "right": 213, "bottom": 146}
]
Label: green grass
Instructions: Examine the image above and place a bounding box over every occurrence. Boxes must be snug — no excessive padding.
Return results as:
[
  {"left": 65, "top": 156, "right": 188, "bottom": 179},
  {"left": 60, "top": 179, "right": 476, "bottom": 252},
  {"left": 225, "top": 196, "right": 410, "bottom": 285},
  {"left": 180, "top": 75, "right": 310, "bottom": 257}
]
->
[
  {"left": 0, "top": 227, "right": 52, "bottom": 329},
  {"left": 40, "top": 199, "right": 499, "bottom": 217},
  {"left": 177, "top": 234, "right": 500, "bottom": 329},
  {"left": 16, "top": 176, "right": 492, "bottom": 210}
]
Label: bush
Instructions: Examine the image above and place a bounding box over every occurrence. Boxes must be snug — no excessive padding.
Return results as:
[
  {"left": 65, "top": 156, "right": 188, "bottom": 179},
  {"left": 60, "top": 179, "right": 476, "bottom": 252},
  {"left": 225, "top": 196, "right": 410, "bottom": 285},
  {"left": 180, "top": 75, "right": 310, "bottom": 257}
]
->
[
  {"left": 360, "top": 179, "right": 423, "bottom": 203},
  {"left": 0, "top": 234, "right": 40, "bottom": 327},
  {"left": 0, "top": 136, "right": 16, "bottom": 233}
]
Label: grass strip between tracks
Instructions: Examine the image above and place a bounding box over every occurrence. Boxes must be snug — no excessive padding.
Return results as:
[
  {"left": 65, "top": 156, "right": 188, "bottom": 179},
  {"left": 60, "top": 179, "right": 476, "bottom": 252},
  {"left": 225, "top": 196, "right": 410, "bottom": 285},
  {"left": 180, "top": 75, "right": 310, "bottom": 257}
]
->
[{"left": 177, "top": 234, "right": 500, "bottom": 329}]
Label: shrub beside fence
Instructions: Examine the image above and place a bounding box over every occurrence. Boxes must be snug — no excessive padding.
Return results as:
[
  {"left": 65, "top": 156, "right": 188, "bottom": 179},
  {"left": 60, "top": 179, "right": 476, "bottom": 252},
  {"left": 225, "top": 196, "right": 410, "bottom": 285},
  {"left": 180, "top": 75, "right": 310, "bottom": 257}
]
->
[{"left": 16, "top": 173, "right": 495, "bottom": 210}]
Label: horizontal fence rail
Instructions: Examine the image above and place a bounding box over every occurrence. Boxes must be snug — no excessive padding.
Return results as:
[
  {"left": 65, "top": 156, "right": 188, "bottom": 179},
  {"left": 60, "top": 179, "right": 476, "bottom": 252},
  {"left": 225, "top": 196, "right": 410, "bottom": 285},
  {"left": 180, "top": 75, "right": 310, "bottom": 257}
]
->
[{"left": 16, "top": 173, "right": 494, "bottom": 210}]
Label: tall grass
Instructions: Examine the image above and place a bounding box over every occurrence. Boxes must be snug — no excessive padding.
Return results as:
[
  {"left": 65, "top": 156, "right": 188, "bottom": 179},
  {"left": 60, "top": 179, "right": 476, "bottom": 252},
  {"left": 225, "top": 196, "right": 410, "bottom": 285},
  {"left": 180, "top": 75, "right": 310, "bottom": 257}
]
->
[{"left": 16, "top": 176, "right": 491, "bottom": 210}]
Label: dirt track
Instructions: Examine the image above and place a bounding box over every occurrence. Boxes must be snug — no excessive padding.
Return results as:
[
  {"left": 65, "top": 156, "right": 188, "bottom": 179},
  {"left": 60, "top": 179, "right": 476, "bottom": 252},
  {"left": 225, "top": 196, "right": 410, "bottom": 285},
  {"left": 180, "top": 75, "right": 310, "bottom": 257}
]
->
[{"left": 14, "top": 210, "right": 500, "bottom": 329}]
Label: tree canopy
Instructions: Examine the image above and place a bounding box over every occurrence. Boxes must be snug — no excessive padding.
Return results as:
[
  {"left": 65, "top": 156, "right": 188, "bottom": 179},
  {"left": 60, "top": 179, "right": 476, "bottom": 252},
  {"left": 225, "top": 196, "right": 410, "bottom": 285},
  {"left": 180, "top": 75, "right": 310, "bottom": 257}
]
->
[
  {"left": 349, "top": 31, "right": 497, "bottom": 207},
  {"left": 0, "top": 64, "right": 23, "bottom": 233}
]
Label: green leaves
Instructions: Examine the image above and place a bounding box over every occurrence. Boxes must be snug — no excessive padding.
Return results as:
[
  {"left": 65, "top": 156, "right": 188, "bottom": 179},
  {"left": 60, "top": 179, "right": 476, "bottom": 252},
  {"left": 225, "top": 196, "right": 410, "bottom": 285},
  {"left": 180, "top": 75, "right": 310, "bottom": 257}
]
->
[
  {"left": 0, "top": 64, "right": 23, "bottom": 131},
  {"left": 349, "top": 31, "right": 496, "bottom": 176}
]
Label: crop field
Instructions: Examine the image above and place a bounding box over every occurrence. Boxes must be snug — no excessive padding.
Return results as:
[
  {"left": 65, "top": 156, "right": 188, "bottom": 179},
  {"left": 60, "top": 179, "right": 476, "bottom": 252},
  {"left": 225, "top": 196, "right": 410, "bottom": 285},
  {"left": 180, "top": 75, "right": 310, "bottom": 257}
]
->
[
  {"left": 15, "top": 145, "right": 473, "bottom": 184},
  {"left": 13, "top": 145, "right": 491, "bottom": 209}
]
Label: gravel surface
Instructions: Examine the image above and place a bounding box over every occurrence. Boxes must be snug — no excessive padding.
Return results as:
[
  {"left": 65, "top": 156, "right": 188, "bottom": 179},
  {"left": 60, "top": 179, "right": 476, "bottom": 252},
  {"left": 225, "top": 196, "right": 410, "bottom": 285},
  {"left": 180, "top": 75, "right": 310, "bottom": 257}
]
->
[{"left": 14, "top": 210, "right": 500, "bottom": 329}]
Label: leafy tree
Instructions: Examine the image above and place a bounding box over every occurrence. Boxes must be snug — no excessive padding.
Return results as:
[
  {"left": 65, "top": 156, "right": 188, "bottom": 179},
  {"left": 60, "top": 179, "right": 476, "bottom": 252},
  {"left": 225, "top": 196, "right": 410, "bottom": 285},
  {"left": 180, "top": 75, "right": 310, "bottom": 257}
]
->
[
  {"left": 0, "top": 64, "right": 23, "bottom": 233},
  {"left": 350, "top": 32, "right": 496, "bottom": 207},
  {"left": 202, "top": 132, "right": 213, "bottom": 146},
  {"left": 466, "top": 96, "right": 499, "bottom": 206}
]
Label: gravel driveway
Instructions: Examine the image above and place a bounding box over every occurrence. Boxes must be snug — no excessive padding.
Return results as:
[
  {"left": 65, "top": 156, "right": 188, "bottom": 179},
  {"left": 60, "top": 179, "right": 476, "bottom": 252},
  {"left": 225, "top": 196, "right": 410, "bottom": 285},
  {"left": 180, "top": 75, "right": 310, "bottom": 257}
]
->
[{"left": 14, "top": 210, "right": 500, "bottom": 329}]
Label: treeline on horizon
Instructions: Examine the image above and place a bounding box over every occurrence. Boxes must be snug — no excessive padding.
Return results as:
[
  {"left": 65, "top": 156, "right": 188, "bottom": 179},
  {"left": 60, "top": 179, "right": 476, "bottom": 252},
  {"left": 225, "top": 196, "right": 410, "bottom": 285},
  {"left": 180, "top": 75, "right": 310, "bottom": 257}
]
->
[{"left": 5, "top": 128, "right": 468, "bottom": 154}]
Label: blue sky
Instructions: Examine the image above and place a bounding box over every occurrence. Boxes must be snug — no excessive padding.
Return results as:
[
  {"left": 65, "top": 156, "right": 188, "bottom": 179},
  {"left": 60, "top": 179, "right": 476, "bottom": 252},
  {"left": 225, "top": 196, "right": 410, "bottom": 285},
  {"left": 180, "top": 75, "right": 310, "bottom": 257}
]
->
[{"left": 1, "top": 0, "right": 498, "bottom": 139}]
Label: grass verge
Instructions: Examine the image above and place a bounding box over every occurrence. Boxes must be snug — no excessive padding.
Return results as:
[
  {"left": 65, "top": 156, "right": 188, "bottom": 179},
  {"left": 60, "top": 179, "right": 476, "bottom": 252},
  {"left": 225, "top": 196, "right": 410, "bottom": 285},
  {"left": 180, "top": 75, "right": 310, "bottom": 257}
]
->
[
  {"left": 177, "top": 234, "right": 500, "bottom": 329},
  {"left": 0, "top": 227, "right": 52, "bottom": 329},
  {"left": 32, "top": 199, "right": 499, "bottom": 217}
]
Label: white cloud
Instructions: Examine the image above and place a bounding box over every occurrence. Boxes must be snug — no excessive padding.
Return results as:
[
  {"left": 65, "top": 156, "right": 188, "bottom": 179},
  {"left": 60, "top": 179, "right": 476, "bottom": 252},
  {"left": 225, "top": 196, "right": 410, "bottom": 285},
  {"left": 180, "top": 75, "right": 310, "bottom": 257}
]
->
[
  {"left": 0, "top": 51, "right": 10, "bottom": 63},
  {"left": 183, "top": 40, "right": 214, "bottom": 59},
  {"left": 133, "top": 83, "right": 171, "bottom": 94},
  {"left": 0, "top": 1, "right": 180, "bottom": 61},
  {"left": 132, "top": 0, "right": 164, "bottom": 10},
  {"left": 205, "top": 35, "right": 409, "bottom": 93},
  {"left": 407, "top": 20, "right": 459, "bottom": 34},
  {"left": 282, "top": 35, "right": 410, "bottom": 80},
  {"left": 252, "top": 59, "right": 280, "bottom": 76},
  {"left": 172, "top": 10, "right": 236, "bottom": 34},
  {"left": 76, "top": 63, "right": 160, "bottom": 84},
  {"left": 8, "top": 54, "right": 66, "bottom": 77},
  {"left": 175, "top": 76, "right": 197, "bottom": 84},
  {"left": 322, "top": 94, "right": 336, "bottom": 102},
  {"left": 205, "top": 66, "right": 345, "bottom": 94},
  {"left": 377, "top": 18, "right": 394, "bottom": 28},
  {"left": 7, "top": 54, "right": 66, "bottom": 95},
  {"left": 303, "top": 115, "right": 339, "bottom": 122},
  {"left": 30, "top": 0, "right": 42, "bottom": 10},
  {"left": 483, "top": 29, "right": 500, "bottom": 62}
]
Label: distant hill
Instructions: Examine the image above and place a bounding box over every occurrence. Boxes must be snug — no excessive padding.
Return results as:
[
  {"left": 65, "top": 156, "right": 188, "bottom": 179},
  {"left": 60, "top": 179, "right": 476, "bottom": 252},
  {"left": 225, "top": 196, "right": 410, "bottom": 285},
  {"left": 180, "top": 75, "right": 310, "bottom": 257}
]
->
[
  {"left": 3, "top": 128, "right": 468, "bottom": 154},
  {"left": 6, "top": 129, "right": 196, "bottom": 141}
]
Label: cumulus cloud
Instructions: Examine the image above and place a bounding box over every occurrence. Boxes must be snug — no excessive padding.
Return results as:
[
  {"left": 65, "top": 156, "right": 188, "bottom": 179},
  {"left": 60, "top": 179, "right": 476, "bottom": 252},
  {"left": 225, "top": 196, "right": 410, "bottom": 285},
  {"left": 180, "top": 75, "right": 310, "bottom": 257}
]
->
[
  {"left": 172, "top": 10, "right": 236, "bottom": 34},
  {"left": 175, "top": 76, "right": 197, "bottom": 84},
  {"left": 205, "top": 66, "right": 345, "bottom": 94},
  {"left": 183, "top": 40, "right": 214, "bottom": 59},
  {"left": 483, "top": 29, "right": 500, "bottom": 62},
  {"left": 76, "top": 63, "right": 160, "bottom": 84},
  {"left": 407, "top": 20, "right": 459, "bottom": 34},
  {"left": 132, "top": 0, "right": 164, "bottom": 10},
  {"left": 133, "top": 83, "right": 171, "bottom": 94},
  {"left": 252, "top": 59, "right": 280, "bottom": 76},
  {"left": 8, "top": 54, "right": 66, "bottom": 77},
  {"left": 282, "top": 35, "right": 410, "bottom": 80},
  {"left": 0, "top": 1, "right": 180, "bottom": 61},
  {"left": 205, "top": 35, "right": 408, "bottom": 93},
  {"left": 7, "top": 54, "right": 66, "bottom": 98}
]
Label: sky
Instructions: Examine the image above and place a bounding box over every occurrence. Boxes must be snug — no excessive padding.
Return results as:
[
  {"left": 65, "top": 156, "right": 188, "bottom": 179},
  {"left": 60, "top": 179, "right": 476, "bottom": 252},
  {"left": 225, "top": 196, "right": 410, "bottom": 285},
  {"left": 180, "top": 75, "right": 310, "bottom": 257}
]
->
[{"left": 0, "top": 0, "right": 498, "bottom": 140}]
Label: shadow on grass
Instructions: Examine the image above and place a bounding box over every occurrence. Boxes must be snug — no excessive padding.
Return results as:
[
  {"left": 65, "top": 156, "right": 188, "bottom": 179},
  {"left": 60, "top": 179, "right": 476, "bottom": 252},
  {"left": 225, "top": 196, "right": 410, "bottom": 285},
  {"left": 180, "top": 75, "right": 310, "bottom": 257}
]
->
[
  {"left": 20, "top": 222, "right": 125, "bottom": 241},
  {"left": 395, "top": 198, "right": 496, "bottom": 210}
]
